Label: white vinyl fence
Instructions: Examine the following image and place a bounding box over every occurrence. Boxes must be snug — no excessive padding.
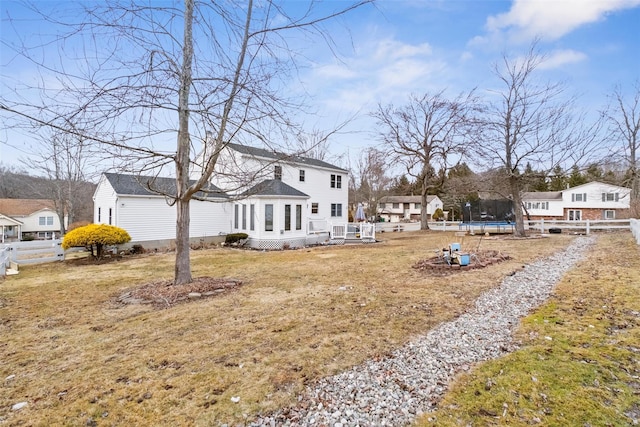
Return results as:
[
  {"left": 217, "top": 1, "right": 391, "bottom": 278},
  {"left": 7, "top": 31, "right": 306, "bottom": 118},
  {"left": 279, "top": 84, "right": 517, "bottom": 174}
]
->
[
  {"left": 0, "top": 246, "right": 9, "bottom": 276},
  {"left": 1, "top": 239, "right": 64, "bottom": 271},
  {"left": 525, "top": 219, "right": 631, "bottom": 235},
  {"left": 631, "top": 218, "right": 640, "bottom": 245}
]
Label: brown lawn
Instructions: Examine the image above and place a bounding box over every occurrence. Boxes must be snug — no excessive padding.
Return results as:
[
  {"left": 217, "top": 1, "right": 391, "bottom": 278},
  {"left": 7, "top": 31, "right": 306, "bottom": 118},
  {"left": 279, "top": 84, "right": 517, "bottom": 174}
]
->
[{"left": 0, "top": 230, "right": 581, "bottom": 426}]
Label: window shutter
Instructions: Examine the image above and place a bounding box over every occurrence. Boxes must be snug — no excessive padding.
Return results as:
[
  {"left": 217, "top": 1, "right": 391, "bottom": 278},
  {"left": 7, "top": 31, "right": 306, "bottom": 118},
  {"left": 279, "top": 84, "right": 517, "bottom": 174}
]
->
[
  {"left": 583, "top": 193, "right": 587, "bottom": 202},
  {"left": 602, "top": 193, "right": 606, "bottom": 202},
  {"left": 572, "top": 193, "right": 575, "bottom": 202},
  {"left": 615, "top": 193, "right": 619, "bottom": 202}
]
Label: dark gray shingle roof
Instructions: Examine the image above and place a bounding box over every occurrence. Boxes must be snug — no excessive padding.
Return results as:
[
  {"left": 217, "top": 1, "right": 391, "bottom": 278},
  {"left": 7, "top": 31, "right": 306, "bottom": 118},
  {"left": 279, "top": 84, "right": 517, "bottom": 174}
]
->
[
  {"left": 104, "top": 173, "right": 228, "bottom": 199},
  {"left": 241, "top": 179, "right": 309, "bottom": 198},
  {"left": 228, "top": 143, "right": 348, "bottom": 173}
]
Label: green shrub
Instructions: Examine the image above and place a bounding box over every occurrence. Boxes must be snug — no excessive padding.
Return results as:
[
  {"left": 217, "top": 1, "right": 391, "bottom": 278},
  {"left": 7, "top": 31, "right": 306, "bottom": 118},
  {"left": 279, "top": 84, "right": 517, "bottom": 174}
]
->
[
  {"left": 432, "top": 208, "right": 445, "bottom": 221},
  {"left": 225, "top": 233, "right": 248, "bottom": 245},
  {"left": 62, "top": 223, "right": 131, "bottom": 259}
]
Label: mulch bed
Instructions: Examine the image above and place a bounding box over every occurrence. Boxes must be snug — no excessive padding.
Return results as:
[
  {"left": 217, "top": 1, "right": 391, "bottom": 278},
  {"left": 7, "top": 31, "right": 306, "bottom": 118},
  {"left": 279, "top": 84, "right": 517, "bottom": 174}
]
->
[
  {"left": 116, "top": 277, "right": 243, "bottom": 309},
  {"left": 413, "top": 250, "right": 511, "bottom": 276}
]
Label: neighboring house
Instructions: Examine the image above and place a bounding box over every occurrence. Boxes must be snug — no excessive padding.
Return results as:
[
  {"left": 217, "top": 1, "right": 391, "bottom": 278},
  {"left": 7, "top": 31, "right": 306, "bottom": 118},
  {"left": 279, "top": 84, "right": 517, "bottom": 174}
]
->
[
  {"left": 0, "top": 214, "right": 23, "bottom": 243},
  {"left": 522, "top": 181, "right": 631, "bottom": 221},
  {"left": 0, "top": 199, "right": 67, "bottom": 241},
  {"left": 377, "top": 195, "right": 443, "bottom": 222},
  {"left": 93, "top": 143, "right": 349, "bottom": 249},
  {"left": 194, "top": 142, "right": 349, "bottom": 249},
  {"left": 93, "top": 173, "right": 230, "bottom": 245}
]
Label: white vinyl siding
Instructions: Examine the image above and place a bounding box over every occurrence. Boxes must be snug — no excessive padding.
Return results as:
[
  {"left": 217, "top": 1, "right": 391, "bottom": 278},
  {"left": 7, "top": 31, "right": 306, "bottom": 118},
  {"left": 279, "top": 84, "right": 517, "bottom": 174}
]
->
[{"left": 104, "top": 195, "right": 230, "bottom": 242}]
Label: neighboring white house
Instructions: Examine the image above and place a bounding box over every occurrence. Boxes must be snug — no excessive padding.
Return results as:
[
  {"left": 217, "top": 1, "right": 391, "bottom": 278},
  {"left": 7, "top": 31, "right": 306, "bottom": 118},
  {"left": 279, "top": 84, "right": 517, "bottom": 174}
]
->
[
  {"left": 376, "top": 195, "right": 443, "bottom": 222},
  {"left": 93, "top": 143, "right": 349, "bottom": 249},
  {"left": 0, "top": 199, "right": 67, "bottom": 241},
  {"left": 93, "top": 173, "right": 231, "bottom": 245},
  {"left": 522, "top": 181, "right": 631, "bottom": 220},
  {"left": 193, "top": 142, "right": 349, "bottom": 249}
]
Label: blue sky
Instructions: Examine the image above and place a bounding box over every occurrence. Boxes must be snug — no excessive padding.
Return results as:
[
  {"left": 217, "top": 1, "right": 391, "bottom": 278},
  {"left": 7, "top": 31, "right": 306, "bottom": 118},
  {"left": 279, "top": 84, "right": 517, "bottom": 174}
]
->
[{"left": 1, "top": 0, "right": 639, "bottom": 173}]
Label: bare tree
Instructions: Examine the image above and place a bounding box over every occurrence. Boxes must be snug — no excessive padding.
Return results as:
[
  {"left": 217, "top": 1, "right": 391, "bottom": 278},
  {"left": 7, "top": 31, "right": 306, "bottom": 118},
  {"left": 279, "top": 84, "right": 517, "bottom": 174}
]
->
[
  {"left": 476, "top": 43, "right": 603, "bottom": 236},
  {"left": 605, "top": 81, "right": 640, "bottom": 216},
  {"left": 352, "top": 147, "right": 392, "bottom": 220},
  {"left": 0, "top": 165, "right": 27, "bottom": 198},
  {"left": 23, "top": 127, "right": 97, "bottom": 234},
  {"left": 372, "top": 90, "right": 480, "bottom": 230},
  {"left": 1, "top": 0, "right": 370, "bottom": 285}
]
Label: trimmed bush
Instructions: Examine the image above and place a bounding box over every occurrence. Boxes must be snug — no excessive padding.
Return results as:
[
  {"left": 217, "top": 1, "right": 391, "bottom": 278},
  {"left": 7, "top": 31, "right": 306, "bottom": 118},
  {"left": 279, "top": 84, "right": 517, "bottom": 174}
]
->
[
  {"left": 432, "top": 208, "right": 445, "bottom": 221},
  {"left": 62, "top": 224, "right": 131, "bottom": 259},
  {"left": 225, "top": 233, "right": 248, "bottom": 245}
]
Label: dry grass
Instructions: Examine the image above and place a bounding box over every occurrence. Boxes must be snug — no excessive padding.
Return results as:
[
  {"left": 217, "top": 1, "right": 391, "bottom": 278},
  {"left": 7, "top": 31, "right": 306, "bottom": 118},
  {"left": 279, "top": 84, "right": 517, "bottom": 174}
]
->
[
  {"left": 416, "top": 232, "right": 640, "bottom": 426},
  {"left": 1, "top": 231, "right": 581, "bottom": 425}
]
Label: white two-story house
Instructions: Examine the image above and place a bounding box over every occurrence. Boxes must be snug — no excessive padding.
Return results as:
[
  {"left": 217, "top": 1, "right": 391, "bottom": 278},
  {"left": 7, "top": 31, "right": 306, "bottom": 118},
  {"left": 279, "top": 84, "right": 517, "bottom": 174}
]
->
[
  {"left": 522, "top": 181, "right": 631, "bottom": 220},
  {"left": 376, "top": 195, "right": 443, "bottom": 223},
  {"left": 195, "top": 143, "right": 349, "bottom": 249},
  {"left": 93, "top": 143, "right": 349, "bottom": 249}
]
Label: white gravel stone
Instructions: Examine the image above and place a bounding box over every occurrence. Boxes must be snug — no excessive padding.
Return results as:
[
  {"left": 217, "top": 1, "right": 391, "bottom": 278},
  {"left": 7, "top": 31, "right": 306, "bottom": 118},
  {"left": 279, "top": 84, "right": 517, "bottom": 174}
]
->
[{"left": 249, "top": 236, "right": 594, "bottom": 427}]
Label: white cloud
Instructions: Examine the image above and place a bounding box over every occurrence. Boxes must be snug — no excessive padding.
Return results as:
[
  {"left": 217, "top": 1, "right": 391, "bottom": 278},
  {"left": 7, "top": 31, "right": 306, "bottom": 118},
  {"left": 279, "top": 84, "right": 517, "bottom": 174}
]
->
[
  {"left": 538, "top": 49, "right": 588, "bottom": 70},
  {"left": 486, "top": 0, "right": 640, "bottom": 42},
  {"left": 373, "top": 39, "right": 432, "bottom": 62},
  {"left": 315, "top": 63, "right": 358, "bottom": 79},
  {"left": 303, "top": 37, "right": 447, "bottom": 113}
]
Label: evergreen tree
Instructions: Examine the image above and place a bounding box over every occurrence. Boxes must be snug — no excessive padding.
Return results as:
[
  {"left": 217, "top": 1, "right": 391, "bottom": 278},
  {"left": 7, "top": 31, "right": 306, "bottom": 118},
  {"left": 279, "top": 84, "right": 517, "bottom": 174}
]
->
[
  {"left": 568, "top": 165, "right": 587, "bottom": 187},
  {"left": 548, "top": 165, "right": 567, "bottom": 190}
]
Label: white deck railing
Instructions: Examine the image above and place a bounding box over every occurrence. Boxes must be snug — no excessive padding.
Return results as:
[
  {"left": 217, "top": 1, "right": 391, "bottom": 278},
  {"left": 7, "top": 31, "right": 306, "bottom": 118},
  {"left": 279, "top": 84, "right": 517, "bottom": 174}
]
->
[{"left": 329, "top": 223, "right": 377, "bottom": 241}]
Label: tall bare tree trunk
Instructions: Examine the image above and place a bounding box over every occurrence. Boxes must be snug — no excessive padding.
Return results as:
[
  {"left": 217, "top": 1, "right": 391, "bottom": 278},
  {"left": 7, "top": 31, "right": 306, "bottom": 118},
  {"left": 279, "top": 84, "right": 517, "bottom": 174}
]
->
[
  {"left": 420, "top": 170, "right": 431, "bottom": 230},
  {"left": 510, "top": 178, "right": 526, "bottom": 236},
  {"left": 174, "top": 0, "right": 194, "bottom": 285}
]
